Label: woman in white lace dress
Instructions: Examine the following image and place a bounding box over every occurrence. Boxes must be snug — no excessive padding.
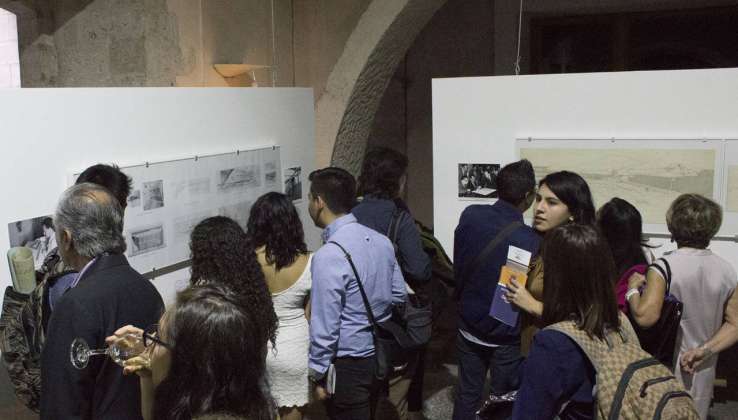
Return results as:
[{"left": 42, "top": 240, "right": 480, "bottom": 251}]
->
[{"left": 247, "top": 192, "right": 312, "bottom": 420}]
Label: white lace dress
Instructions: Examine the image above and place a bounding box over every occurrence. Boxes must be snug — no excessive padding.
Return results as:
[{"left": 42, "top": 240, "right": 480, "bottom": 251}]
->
[{"left": 266, "top": 255, "right": 312, "bottom": 408}]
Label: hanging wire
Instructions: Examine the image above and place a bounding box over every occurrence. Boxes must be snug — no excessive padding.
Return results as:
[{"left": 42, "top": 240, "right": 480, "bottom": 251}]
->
[
  {"left": 271, "top": 0, "right": 277, "bottom": 86},
  {"left": 514, "top": 0, "right": 524, "bottom": 75}
]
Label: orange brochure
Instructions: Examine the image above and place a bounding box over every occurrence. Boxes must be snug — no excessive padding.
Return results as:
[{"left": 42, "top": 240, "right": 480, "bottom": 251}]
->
[{"left": 498, "top": 265, "right": 528, "bottom": 288}]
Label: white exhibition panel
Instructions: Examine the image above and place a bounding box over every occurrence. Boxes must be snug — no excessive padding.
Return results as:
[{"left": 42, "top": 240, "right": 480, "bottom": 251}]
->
[
  {"left": 0, "top": 88, "right": 318, "bottom": 307},
  {"left": 433, "top": 68, "right": 738, "bottom": 263}
]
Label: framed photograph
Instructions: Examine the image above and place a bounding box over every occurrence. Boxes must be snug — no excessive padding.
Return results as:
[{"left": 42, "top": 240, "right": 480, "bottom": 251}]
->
[{"left": 458, "top": 163, "right": 500, "bottom": 199}]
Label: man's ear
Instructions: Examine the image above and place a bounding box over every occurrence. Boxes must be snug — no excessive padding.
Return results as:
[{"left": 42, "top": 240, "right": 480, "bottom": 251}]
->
[
  {"left": 59, "top": 229, "right": 73, "bottom": 251},
  {"left": 522, "top": 190, "right": 536, "bottom": 211},
  {"left": 315, "top": 194, "right": 327, "bottom": 210}
]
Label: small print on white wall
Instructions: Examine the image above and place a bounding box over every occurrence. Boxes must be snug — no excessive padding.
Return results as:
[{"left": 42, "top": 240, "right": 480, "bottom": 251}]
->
[
  {"left": 7, "top": 215, "right": 56, "bottom": 270},
  {"left": 458, "top": 163, "right": 500, "bottom": 199},
  {"left": 284, "top": 166, "right": 302, "bottom": 202},
  {"left": 142, "top": 180, "right": 165, "bottom": 211}
]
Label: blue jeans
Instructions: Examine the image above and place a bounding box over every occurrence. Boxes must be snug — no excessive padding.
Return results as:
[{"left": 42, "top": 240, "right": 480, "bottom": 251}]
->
[{"left": 452, "top": 332, "right": 522, "bottom": 420}]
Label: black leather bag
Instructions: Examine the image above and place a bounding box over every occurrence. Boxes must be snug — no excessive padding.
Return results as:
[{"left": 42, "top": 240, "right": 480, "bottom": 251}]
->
[
  {"left": 628, "top": 257, "right": 683, "bottom": 366},
  {"left": 329, "top": 241, "right": 424, "bottom": 381},
  {"left": 386, "top": 209, "right": 433, "bottom": 346}
]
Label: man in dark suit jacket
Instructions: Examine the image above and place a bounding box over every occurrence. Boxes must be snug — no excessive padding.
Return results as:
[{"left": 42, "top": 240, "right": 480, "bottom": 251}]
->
[{"left": 40, "top": 182, "right": 164, "bottom": 420}]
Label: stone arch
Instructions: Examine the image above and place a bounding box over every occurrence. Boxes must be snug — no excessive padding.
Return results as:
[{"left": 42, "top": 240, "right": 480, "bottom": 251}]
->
[
  {"left": 0, "top": 1, "right": 49, "bottom": 48},
  {"left": 315, "top": 0, "right": 448, "bottom": 172}
]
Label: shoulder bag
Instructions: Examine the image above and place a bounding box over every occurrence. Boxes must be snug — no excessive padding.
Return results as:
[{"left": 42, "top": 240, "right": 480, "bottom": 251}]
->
[
  {"left": 328, "top": 241, "right": 423, "bottom": 381},
  {"left": 627, "top": 257, "right": 683, "bottom": 366}
]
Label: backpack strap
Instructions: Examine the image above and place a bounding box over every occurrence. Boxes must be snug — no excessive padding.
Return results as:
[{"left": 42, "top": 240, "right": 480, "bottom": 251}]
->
[
  {"left": 455, "top": 221, "right": 523, "bottom": 299},
  {"left": 387, "top": 207, "right": 405, "bottom": 246}
]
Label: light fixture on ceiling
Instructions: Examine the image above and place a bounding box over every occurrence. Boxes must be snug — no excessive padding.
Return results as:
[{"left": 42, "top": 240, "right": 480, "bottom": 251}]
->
[{"left": 213, "top": 64, "right": 271, "bottom": 87}]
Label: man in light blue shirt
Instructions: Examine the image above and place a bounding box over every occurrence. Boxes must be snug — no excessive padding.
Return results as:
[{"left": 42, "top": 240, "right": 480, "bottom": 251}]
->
[{"left": 307, "top": 167, "right": 406, "bottom": 420}]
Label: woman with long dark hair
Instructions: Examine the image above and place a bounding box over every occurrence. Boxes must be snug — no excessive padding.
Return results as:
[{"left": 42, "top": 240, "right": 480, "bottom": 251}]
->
[
  {"left": 246, "top": 192, "right": 312, "bottom": 420},
  {"left": 109, "top": 283, "right": 276, "bottom": 420},
  {"left": 506, "top": 170, "right": 596, "bottom": 354},
  {"left": 597, "top": 197, "right": 652, "bottom": 313},
  {"left": 513, "top": 224, "right": 620, "bottom": 419},
  {"left": 189, "top": 216, "right": 278, "bottom": 348}
]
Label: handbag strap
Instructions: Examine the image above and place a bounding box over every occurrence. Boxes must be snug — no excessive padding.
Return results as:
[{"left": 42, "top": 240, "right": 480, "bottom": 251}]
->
[
  {"left": 328, "top": 241, "right": 378, "bottom": 328},
  {"left": 387, "top": 207, "right": 405, "bottom": 245},
  {"left": 649, "top": 257, "right": 672, "bottom": 294},
  {"left": 455, "top": 221, "right": 523, "bottom": 299}
]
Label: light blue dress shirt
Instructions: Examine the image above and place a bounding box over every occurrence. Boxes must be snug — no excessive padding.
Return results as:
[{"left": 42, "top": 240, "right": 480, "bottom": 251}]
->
[{"left": 308, "top": 214, "right": 406, "bottom": 376}]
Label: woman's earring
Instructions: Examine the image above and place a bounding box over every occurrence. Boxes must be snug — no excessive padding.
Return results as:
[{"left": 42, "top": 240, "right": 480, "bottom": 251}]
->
[{"left": 568, "top": 216, "right": 575, "bottom": 222}]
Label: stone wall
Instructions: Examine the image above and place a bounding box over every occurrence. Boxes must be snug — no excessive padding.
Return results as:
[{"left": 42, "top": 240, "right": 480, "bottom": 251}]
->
[{"left": 4, "top": 0, "right": 372, "bottom": 90}]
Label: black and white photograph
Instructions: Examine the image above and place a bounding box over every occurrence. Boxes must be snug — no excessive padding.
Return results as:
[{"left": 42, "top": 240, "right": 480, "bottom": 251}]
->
[
  {"left": 142, "top": 180, "right": 165, "bottom": 211},
  {"left": 128, "top": 225, "right": 166, "bottom": 257},
  {"left": 458, "top": 163, "right": 500, "bottom": 199},
  {"left": 284, "top": 166, "right": 302, "bottom": 202},
  {"left": 218, "top": 165, "right": 261, "bottom": 192},
  {"left": 128, "top": 190, "right": 141, "bottom": 208},
  {"left": 7, "top": 215, "right": 57, "bottom": 270}
]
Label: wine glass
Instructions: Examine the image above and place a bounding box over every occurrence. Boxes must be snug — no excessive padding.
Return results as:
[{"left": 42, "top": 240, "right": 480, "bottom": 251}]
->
[{"left": 70, "top": 333, "right": 146, "bottom": 370}]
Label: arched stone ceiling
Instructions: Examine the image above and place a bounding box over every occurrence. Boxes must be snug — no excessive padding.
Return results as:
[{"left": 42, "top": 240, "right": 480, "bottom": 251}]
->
[{"left": 315, "top": 0, "right": 448, "bottom": 173}]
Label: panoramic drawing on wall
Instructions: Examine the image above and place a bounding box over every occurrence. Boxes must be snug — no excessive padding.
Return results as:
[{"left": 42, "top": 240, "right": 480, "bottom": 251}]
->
[
  {"left": 726, "top": 166, "right": 738, "bottom": 213},
  {"left": 264, "top": 161, "right": 278, "bottom": 186},
  {"left": 519, "top": 147, "right": 716, "bottom": 224},
  {"left": 458, "top": 163, "right": 500, "bottom": 199}
]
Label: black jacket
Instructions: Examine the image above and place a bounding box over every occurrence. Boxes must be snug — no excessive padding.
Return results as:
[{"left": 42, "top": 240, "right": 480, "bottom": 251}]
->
[
  {"left": 454, "top": 200, "right": 540, "bottom": 345},
  {"left": 352, "top": 196, "right": 432, "bottom": 287},
  {"left": 40, "top": 254, "right": 164, "bottom": 420}
]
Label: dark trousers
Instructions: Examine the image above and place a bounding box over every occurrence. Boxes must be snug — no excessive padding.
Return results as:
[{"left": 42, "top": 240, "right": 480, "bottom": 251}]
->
[
  {"left": 407, "top": 346, "right": 426, "bottom": 412},
  {"left": 452, "top": 332, "right": 522, "bottom": 420},
  {"left": 326, "top": 356, "right": 378, "bottom": 420}
]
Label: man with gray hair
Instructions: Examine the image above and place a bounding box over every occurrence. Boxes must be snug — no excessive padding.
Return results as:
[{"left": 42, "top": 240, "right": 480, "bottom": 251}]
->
[{"left": 40, "top": 183, "right": 163, "bottom": 420}]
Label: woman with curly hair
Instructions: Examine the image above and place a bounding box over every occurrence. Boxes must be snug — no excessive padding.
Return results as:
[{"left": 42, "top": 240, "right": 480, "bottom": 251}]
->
[
  {"left": 108, "top": 283, "right": 276, "bottom": 420},
  {"left": 189, "top": 216, "right": 278, "bottom": 349},
  {"left": 246, "top": 192, "right": 312, "bottom": 420}
]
